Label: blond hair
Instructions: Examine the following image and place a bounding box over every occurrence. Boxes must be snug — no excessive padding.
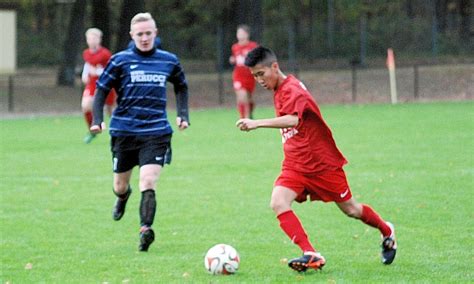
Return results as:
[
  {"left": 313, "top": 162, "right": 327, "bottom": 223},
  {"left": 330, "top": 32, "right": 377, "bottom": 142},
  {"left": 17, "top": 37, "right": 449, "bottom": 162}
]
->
[
  {"left": 85, "top": 28, "right": 103, "bottom": 38},
  {"left": 130, "top": 12, "right": 156, "bottom": 30},
  {"left": 237, "top": 24, "right": 251, "bottom": 35}
]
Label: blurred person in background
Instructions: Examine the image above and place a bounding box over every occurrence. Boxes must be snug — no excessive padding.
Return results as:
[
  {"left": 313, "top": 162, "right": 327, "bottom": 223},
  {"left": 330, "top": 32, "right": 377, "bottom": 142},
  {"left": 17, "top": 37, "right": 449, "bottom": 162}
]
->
[
  {"left": 81, "top": 28, "right": 116, "bottom": 144},
  {"left": 229, "top": 25, "right": 258, "bottom": 118}
]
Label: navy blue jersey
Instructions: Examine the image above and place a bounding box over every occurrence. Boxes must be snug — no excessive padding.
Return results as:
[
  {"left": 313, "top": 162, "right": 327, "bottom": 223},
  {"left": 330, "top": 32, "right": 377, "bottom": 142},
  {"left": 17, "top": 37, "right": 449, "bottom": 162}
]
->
[{"left": 96, "top": 47, "right": 188, "bottom": 137}]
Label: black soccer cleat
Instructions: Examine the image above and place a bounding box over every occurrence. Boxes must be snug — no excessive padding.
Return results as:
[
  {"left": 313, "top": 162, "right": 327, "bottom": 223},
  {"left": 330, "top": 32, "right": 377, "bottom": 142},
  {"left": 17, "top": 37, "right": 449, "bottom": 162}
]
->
[
  {"left": 112, "top": 188, "right": 132, "bottom": 221},
  {"left": 288, "top": 253, "right": 326, "bottom": 272},
  {"left": 139, "top": 227, "right": 155, "bottom": 252},
  {"left": 381, "top": 222, "right": 397, "bottom": 265}
]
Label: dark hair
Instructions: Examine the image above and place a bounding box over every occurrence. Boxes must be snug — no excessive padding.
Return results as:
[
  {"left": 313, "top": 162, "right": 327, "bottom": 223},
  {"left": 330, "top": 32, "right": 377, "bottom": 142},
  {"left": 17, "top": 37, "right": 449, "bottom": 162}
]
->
[{"left": 244, "top": 46, "right": 277, "bottom": 67}]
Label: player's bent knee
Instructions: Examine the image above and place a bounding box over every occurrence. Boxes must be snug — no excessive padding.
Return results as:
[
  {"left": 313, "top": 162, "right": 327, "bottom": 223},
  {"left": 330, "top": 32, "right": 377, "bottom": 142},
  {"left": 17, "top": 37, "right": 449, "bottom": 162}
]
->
[
  {"left": 114, "top": 181, "right": 129, "bottom": 194},
  {"left": 344, "top": 209, "right": 360, "bottom": 218},
  {"left": 341, "top": 205, "right": 362, "bottom": 219},
  {"left": 139, "top": 175, "right": 157, "bottom": 190},
  {"left": 270, "top": 198, "right": 289, "bottom": 215},
  {"left": 81, "top": 98, "right": 93, "bottom": 111}
]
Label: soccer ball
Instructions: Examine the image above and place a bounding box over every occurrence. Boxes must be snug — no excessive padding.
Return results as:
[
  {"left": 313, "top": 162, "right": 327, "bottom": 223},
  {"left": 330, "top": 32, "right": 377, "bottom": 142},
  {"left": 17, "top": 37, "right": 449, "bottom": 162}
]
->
[{"left": 204, "top": 244, "right": 240, "bottom": 275}]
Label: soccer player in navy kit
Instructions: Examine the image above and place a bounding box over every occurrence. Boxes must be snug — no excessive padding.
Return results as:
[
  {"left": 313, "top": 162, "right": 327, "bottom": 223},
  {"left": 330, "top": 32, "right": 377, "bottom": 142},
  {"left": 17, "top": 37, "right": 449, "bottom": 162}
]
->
[{"left": 90, "top": 12, "right": 190, "bottom": 252}]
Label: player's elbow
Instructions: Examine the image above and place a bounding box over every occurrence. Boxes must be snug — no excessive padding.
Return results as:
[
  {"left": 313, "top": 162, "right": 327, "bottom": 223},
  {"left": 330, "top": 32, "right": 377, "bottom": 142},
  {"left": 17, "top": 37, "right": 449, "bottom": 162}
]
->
[{"left": 287, "top": 115, "right": 299, "bottom": 127}]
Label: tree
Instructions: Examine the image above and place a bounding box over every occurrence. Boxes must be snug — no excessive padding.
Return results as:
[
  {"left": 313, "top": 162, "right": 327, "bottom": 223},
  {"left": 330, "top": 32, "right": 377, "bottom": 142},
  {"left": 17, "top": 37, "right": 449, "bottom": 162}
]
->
[
  {"left": 233, "top": 0, "right": 263, "bottom": 43},
  {"left": 92, "top": 0, "right": 111, "bottom": 49},
  {"left": 116, "top": 0, "right": 145, "bottom": 51},
  {"left": 57, "top": 0, "right": 87, "bottom": 86},
  {"left": 459, "top": 0, "right": 471, "bottom": 42},
  {"left": 435, "top": 0, "right": 448, "bottom": 32}
]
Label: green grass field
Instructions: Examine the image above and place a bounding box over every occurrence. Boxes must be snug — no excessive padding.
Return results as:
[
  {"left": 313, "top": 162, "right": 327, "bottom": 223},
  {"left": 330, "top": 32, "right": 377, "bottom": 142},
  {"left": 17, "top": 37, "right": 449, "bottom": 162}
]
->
[{"left": 1, "top": 102, "right": 473, "bottom": 283}]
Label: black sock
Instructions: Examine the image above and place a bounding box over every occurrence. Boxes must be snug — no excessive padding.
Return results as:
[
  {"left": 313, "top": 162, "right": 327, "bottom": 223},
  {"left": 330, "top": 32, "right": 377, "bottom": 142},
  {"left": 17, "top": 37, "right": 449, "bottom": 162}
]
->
[
  {"left": 140, "top": 189, "right": 156, "bottom": 227},
  {"left": 113, "top": 185, "right": 131, "bottom": 199}
]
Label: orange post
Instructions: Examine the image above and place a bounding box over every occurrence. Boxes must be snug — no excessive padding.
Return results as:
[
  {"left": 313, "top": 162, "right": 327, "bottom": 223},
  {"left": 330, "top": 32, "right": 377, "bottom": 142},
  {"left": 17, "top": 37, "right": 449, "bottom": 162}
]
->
[
  {"left": 387, "top": 48, "right": 395, "bottom": 70},
  {"left": 387, "top": 48, "right": 398, "bottom": 104}
]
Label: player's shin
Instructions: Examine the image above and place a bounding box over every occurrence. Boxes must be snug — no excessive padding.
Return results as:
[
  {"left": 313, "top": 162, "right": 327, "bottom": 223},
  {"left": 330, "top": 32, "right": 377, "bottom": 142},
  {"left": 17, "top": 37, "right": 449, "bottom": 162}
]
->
[
  {"left": 84, "top": 111, "right": 93, "bottom": 128},
  {"left": 237, "top": 102, "right": 249, "bottom": 118},
  {"left": 139, "top": 189, "right": 156, "bottom": 227},
  {"left": 277, "top": 210, "right": 315, "bottom": 253},
  {"left": 360, "top": 204, "right": 392, "bottom": 237}
]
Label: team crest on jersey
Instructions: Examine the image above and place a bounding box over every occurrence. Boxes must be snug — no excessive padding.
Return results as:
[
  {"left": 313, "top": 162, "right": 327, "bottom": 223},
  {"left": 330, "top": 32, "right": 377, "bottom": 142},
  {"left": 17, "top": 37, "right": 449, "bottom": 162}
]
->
[
  {"left": 130, "top": 70, "right": 166, "bottom": 87},
  {"left": 280, "top": 127, "right": 298, "bottom": 143}
]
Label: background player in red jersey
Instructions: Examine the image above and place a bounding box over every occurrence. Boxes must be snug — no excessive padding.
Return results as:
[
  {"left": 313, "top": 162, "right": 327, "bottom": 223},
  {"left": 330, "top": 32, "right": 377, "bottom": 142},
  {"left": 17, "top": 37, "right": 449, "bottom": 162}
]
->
[
  {"left": 81, "top": 28, "right": 116, "bottom": 144},
  {"left": 229, "top": 25, "right": 258, "bottom": 118},
  {"left": 236, "top": 46, "right": 397, "bottom": 272}
]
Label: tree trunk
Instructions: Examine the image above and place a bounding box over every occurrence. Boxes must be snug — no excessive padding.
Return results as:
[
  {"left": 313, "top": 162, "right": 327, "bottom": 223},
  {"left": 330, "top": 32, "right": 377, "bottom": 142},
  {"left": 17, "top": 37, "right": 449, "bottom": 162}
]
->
[
  {"left": 92, "top": 0, "right": 111, "bottom": 49},
  {"left": 406, "top": 0, "right": 415, "bottom": 19},
  {"left": 57, "top": 0, "right": 87, "bottom": 86},
  {"left": 233, "top": 0, "right": 263, "bottom": 42},
  {"left": 435, "top": 0, "right": 448, "bottom": 32},
  {"left": 34, "top": 2, "right": 45, "bottom": 32},
  {"left": 459, "top": 0, "right": 471, "bottom": 41},
  {"left": 116, "top": 0, "right": 145, "bottom": 51},
  {"left": 221, "top": 4, "right": 235, "bottom": 69},
  {"left": 251, "top": 0, "right": 263, "bottom": 43},
  {"left": 327, "top": 0, "right": 335, "bottom": 57}
]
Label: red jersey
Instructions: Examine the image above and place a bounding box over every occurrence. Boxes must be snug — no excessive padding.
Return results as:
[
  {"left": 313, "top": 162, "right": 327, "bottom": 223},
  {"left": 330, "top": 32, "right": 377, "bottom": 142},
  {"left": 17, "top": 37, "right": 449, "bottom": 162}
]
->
[
  {"left": 82, "top": 47, "right": 112, "bottom": 92},
  {"left": 231, "top": 41, "right": 258, "bottom": 85},
  {"left": 274, "top": 75, "right": 347, "bottom": 174}
]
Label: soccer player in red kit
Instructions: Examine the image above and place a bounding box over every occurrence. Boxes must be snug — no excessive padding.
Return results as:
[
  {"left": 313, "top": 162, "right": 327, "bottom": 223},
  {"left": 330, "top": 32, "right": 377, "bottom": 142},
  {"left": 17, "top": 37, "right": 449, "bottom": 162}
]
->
[
  {"left": 236, "top": 46, "right": 397, "bottom": 272},
  {"left": 229, "top": 25, "right": 258, "bottom": 118},
  {"left": 81, "top": 28, "right": 116, "bottom": 143}
]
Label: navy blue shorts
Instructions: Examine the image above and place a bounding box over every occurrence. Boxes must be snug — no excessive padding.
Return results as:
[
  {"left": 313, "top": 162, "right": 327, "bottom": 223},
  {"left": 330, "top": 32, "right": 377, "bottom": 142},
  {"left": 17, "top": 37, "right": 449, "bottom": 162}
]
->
[{"left": 111, "top": 134, "right": 172, "bottom": 173}]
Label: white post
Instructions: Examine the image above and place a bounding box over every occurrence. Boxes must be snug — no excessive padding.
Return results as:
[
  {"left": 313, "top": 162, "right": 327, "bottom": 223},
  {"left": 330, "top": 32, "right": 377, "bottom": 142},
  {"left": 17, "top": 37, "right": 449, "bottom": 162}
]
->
[{"left": 387, "top": 48, "right": 398, "bottom": 104}]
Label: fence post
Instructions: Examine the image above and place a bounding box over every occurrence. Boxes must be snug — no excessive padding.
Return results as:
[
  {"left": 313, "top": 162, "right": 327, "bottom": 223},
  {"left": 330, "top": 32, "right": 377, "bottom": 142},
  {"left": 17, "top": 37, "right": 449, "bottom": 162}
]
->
[
  {"left": 8, "top": 75, "right": 14, "bottom": 112},
  {"left": 413, "top": 64, "right": 419, "bottom": 100},
  {"left": 351, "top": 65, "right": 358, "bottom": 102},
  {"left": 350, "top": 59, "right": 358, "bottom": 103}
]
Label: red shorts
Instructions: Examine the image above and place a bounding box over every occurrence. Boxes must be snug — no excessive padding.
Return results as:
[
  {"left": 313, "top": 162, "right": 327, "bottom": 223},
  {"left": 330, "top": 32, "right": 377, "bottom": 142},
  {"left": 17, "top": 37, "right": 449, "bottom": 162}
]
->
[
  {"left": 83, "top": 86, "right": 116, "bottom": 106},
  {"left": 274, "top": 168, "right": 352, "bottom": 203},
  {"left": 233, "top": 79, "right": 256, "bottom": 93},
  {"left": 232, "top": 70, "right": 256, "bottom": 93}
]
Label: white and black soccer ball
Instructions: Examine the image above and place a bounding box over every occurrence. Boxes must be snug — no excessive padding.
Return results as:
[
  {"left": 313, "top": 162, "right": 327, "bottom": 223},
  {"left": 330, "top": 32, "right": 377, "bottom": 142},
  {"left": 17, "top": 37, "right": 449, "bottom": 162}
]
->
[{"left": 204, "top": 244, "right": 240, "bottom": 275}]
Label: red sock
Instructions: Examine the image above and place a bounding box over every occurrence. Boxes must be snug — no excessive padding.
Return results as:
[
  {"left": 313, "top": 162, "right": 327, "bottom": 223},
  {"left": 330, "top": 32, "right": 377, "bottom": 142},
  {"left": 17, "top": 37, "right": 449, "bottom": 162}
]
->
[
  {"left": 237, "top": 102, "right": 248, "bottom": 118},
  {"left": 277, "top": 210, "right": 315, "bottom": 253},
  {"left": 84, "top": 111, "right": 93, "bottom": 128},
  {"left": 360, "top": 204, "right": 392, "bottom": 237}
]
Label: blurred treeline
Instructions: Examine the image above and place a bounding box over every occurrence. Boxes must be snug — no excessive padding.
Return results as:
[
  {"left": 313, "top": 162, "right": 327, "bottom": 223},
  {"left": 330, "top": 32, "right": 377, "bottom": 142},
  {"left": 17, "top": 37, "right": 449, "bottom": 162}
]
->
[{"left": 12, "top": 0, "right": 474, "bottom": 68}]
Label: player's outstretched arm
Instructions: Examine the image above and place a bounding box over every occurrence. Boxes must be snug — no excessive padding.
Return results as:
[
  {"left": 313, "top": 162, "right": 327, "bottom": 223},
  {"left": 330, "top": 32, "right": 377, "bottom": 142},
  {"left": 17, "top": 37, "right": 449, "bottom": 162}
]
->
[
  {"left": 236, "top": 115, "right": 298, "bottom": 132},
  {"left": 169, "top": 60, "right": 190, "bottom": 131},
  {"left": 90, "top": 88, "right": 108, "bottom": 134}
]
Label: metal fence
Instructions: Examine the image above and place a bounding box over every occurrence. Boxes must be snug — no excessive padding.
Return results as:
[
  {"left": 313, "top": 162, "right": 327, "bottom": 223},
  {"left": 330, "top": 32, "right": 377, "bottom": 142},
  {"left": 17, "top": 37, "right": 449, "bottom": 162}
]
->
[{"left": 0, "top": 63, "right": 472, "bottom": 115}]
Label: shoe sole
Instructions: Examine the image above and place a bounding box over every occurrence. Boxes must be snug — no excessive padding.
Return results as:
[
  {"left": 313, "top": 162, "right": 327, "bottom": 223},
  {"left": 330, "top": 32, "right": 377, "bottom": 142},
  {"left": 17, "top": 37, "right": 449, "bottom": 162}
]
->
[
  {"left": 112, "top": 189, "right": 132, "bottom": 221},
  {"left": 381, "top": 222, "right": 397, "bottom": 265},
  {"left": 113, "top": 212, "right": 124, "bottom": 221},
  {"left": 382, "top": 249, "right": 396, "bottom": 265},
  {"left": 112, "top": 201, "right": 127, "bottom": 221},
  {"left": 289, "top": 259, "right": 325, "bottom": 272},
  {"left": 139, "top": 229, "right": 155, "bottom": 252}
]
